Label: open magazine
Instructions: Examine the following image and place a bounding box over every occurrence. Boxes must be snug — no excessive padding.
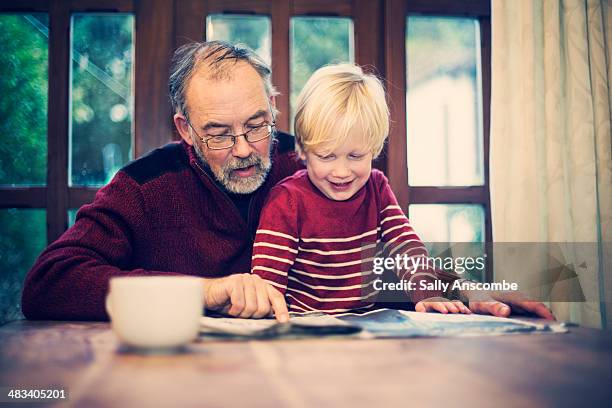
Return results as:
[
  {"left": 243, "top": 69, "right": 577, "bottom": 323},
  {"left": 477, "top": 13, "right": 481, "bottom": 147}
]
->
[{"left": 199, "top": 308, "right": 567, "bottom": 339}]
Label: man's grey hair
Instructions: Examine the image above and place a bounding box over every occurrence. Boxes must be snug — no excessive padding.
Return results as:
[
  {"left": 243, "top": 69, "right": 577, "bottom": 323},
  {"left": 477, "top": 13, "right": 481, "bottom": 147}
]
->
[{"left": 168, "top": 40, "right": 278, "bottom": 118}]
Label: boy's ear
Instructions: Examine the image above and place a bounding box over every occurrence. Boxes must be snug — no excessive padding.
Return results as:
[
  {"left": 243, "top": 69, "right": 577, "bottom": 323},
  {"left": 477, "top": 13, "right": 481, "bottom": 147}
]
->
[{"left": 296, "top": 144, "right": 306, "bottom": 161}]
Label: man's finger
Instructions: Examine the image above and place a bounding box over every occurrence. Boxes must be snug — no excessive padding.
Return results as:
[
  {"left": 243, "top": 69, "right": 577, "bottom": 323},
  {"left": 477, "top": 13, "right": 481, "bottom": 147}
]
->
[
  {"left": 485, "top": 301, "right": 510, "bottom": 317},
  {"left": 267, "top": 285, "right": 289, "bottom": 322},
  {"left": 252, "top": 279, "right": 272, "bottom": 318},
  {"left": 227, "top": 276, "right": 245, "bottom": 316},
  {"left": 239, "top": 276, "right": 259, "bottom": 318},
  {"left": 515, "top": 301, "right": 556, "bottom": 320}
]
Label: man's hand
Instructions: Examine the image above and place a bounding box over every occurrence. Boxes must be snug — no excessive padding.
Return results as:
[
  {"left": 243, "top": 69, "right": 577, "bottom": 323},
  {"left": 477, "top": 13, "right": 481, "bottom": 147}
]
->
[
  {"left": 464, "top": 290, "right": 555, "bottom": 320},
  {"left": 415, "top": 297, "right": 472, "bottom": 314},
  {"left": 203, "top": 274, "right": 289, "bottom": 322}
]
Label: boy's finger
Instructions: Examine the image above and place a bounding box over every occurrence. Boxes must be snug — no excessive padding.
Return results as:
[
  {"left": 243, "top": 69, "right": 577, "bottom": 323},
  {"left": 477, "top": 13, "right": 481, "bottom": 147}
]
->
[
  {"left": 446, "top": 302, "right": 460, "bottom": 313},
  {"left": 453, "top": 300, "right": 472, "bottom": 314},
  {"left": 415, "top": 301, "right": 426, "bottom": 313},
  {"left": 433, "top": 302, "right": 448, "bottom": 314}
]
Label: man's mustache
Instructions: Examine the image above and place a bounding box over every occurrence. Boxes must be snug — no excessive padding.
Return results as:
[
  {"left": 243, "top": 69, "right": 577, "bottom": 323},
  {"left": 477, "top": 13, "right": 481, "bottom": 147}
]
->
[{"left": 223, "top": 155, "right": 264, "bottom": 173}]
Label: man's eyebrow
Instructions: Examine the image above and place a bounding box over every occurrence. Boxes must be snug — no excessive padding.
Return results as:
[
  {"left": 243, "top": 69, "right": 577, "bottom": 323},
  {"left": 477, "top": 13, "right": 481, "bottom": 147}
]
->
[
  {"left": 202, "top": 122, "right": 230, "bottom": 131},
  {"left": 200, "top": 110, "right": 269, "bottom": 131},
  {"left": 246, "top": 110, "right": 268, "bottom": 122}
]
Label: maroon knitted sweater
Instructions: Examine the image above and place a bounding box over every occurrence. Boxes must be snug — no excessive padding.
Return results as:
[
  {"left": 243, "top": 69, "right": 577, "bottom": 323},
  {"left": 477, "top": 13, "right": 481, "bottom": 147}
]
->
[{"left": 21, "top": 133, "right": 302, "bottom": 321}]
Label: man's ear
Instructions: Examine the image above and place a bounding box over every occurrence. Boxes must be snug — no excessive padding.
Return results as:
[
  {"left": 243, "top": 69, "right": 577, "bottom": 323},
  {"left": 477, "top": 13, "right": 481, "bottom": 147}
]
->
[
  {"left": 269, "top": 95, "right": 278, "bottom": 120},
  {"left": 173, "top": 113, "right": 193, "bottom": 146}
]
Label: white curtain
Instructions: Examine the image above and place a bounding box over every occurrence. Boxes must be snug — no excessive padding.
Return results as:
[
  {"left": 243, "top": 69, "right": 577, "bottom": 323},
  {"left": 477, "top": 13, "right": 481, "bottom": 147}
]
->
[{"left": 490, "top": 0, "right": 611, "bottom": 328}]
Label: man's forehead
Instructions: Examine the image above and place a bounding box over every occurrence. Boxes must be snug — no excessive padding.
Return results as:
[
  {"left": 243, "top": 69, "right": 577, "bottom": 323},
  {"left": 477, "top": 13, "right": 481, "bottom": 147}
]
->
[
  {"left": 185, "top": 62, "right": 270, "bottom": 125},
  {"left": 191, "top": 59, "right": 262, "bottom": 86}
]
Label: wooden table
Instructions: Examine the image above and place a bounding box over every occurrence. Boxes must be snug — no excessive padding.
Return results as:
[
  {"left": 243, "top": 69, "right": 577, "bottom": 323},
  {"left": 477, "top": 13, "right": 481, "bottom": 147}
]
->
[{"left": 0, "top": 320, "right": 610, "bottom": 407}]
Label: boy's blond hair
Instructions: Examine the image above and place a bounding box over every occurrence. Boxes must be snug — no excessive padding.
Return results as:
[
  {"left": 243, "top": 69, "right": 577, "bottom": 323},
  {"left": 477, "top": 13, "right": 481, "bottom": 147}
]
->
[{"left": 294, "top": 63, "right": 389, "bottom": 158}]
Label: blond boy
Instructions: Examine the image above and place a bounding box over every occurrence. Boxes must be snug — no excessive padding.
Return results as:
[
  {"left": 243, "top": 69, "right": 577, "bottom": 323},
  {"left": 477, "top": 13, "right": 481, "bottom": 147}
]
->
[{"left": 251, "top": 63, "right": 470, "bottom": 314}]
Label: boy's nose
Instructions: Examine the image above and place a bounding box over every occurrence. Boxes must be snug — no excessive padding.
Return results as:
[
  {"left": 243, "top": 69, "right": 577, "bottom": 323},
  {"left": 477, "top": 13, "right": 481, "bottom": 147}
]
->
[
  {"left": 331, "top": 163, "right": 352, "bottom": 179},
  {"left": 232, "top": 135, "right": 253, "bottom": 158}
]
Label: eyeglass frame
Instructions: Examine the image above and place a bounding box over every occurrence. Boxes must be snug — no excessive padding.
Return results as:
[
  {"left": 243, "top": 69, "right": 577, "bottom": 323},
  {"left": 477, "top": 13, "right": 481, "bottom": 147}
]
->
[{"left": 185, "top": 115, "right": 276, "bottom": 151}]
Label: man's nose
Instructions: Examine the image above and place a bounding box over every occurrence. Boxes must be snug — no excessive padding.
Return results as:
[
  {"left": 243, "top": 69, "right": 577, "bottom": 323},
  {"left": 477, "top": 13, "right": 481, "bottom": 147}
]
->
[{"left": 231, "top": 135, "right": 253, "bottom": 158}]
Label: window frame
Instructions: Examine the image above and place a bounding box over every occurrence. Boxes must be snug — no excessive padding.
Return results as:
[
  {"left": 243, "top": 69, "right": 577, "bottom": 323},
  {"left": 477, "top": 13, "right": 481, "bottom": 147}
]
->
[
  {"left": 384, "top": 0, "right": 492, "bottom": 280},
  {"left": 0, "top": 0, "right": 174, "bottom": 243},
  {"left": 174, "top": 0, "right": 384, "bottom": 169},
  {"left": 1, "top": 0, "right": 492, "bottom": 282}
]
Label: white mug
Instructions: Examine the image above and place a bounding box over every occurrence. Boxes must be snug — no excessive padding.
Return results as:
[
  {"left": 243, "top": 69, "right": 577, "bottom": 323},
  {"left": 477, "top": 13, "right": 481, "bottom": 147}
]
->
[{"left": 105, "top": 276, "right": 205, "bottom": 349}]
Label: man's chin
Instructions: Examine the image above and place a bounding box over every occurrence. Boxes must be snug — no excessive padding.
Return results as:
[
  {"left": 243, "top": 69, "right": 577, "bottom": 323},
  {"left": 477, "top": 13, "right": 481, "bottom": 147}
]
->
[{"left": 225, "top": 173, "right": 267, "bottom": 194}]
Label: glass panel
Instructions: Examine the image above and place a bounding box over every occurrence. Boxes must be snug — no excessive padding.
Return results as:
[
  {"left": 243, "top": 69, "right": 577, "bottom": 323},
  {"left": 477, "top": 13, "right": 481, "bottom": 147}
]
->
[
  {"left": 406, "top": 16, "right": 483, "bottom": 186},
  {"left": 206, "top": 14, "right": 271, "bottom": 65},
  {"left": 70, "top": 14, "right": 134, "bottom": 187},
  {"left": 409, "top": 204, "right": 484, "bottom": 242},
  {"left": 68, "top": 208, "right": 78, "bottom": 228},
  {"left": 290, "top": 17, "right": 354, "bottom": 128},
  {"left": 0, "top": 209, "right": 46, "bottom": 324},
  {"left": 409, "top": 204, "right": 485, "bottom": 281},
  {"left": 0, "top": 14, "right": 48, "bottom": 186}
]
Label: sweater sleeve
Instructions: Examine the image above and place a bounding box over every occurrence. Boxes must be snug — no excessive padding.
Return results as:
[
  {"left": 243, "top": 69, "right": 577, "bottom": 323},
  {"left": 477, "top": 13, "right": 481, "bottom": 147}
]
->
[
  {"left": 21, "top": 171, "right": 183, "bottom": 321},
  {"left": 250, "top": 186, "right": 299, "bottom": 294},
  {"left": 377, "top": 173, "right": 450, "bottom": 303}
]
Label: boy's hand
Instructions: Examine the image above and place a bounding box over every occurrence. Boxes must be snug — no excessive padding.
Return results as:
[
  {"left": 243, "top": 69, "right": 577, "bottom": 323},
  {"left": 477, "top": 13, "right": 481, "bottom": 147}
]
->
[{"left": 415, "top": 297, "right": 472, "bottom": 314}]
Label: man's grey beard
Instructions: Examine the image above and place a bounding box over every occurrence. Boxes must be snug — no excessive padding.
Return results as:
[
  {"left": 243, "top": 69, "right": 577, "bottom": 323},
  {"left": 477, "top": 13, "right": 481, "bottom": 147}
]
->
[{"left": 194, "top": 144, "right": 272, "bottom": 194}]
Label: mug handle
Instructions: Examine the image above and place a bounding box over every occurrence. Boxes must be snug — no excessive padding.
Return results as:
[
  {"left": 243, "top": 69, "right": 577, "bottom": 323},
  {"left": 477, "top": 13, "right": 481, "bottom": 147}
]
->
[{"left": 105, "top": 293, "right": 113, "bottom": 319}]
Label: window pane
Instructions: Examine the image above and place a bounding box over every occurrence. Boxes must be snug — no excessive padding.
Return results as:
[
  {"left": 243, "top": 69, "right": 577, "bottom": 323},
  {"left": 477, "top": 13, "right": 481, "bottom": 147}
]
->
[
  {"left": 406, "top": 16, "right": 483, "bottom": 186},
  {"left": 0, "top": 209, "right": 46, "bottom": 324},
  {"left": 68, "top": 208, "right": 78, "bottom": 228},
  {"left": 70, "top": 14, "right": 134, "bottom": 187},
  {"left": 0, "top": 14, "right": 48, "bottom": 186},
  {"left": 409, "top": 204, "right": 484, "bottom": 242},
  {"left": 409, "top": 204, "right": 485, "bottom": 281},
  {"left": 206, "top": 14, "right": 271, "bottom": 65},
  {"left": 291, "top": 17, "right": 354, "bottom": 127}
]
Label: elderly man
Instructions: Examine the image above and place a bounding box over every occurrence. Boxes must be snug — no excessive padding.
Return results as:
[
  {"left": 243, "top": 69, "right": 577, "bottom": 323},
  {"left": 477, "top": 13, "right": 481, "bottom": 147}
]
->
[
  {"left": 22, "top": 41, "right": 299, "bottom": 322},
  {"left": 22, "top": 41, "right": 554, "bottom": 322}
]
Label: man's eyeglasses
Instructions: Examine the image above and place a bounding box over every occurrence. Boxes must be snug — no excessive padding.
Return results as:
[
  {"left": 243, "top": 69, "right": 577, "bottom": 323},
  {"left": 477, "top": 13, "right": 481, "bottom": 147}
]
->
[{"left": 186, "top": 119, "right": 275, "bottom": 150}]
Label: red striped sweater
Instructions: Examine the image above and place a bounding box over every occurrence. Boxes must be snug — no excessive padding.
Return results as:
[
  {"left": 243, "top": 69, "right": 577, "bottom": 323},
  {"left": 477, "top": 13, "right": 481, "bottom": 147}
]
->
[{"left": 251, "top": 169, "right": 444, "bottom": 314}]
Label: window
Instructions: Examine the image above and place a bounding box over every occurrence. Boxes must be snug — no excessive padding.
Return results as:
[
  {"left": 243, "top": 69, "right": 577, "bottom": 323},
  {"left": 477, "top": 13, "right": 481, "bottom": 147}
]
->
[
  {"left": 290, "top": 16, "right": 354, "bottom": 127},
  {"left": 409, "top": 204, "right": 485, "bottom": 281},
  {"left": 406, "top": 16, "right": 483, "bottom": 187},
  {"left": 0, "top": 13, "right": 49, "bottom": 324},
  {"left": 70, "top": 14, "right": 134, "bottom": 187},
  {"left": 384, "top": 0, "right": 492, "bottom": 281},
  {"left": 0, "top": 209, "right": 46, "bottom": 324},
  {"left": 206, "top": 14, "right": 272, "bottom": 65},
  {"left": 0, "top": 0, "right": 163, "bottom": 325},
  {"left": 0, "top": 14, "right": 48, "bottom": 187},
  {"left": 1, "top": 1, "right": 492, "bottom": 324},
  {"left": 189, "top": 0, "right": 381, "bottom": 134}
]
